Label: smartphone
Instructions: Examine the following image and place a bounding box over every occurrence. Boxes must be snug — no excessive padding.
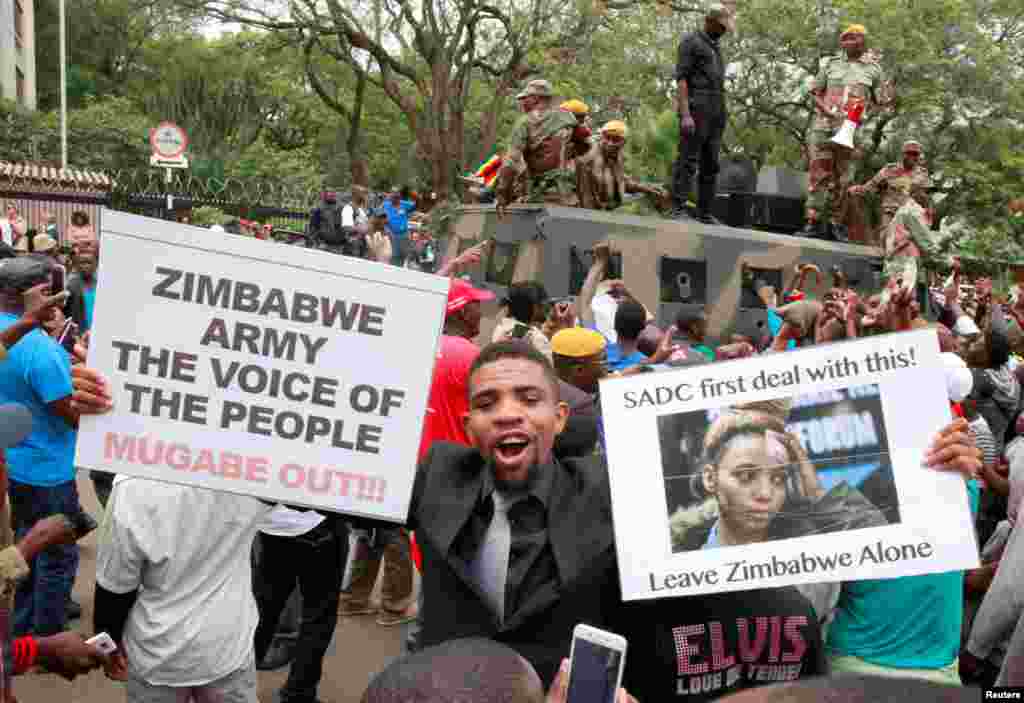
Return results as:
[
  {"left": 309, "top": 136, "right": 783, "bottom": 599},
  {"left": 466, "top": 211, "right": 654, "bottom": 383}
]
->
[
  {"left": 57, "top": 319, "right": 78, "bottom": 355},
  {"left": 566, "top": 624, "right": 627, "bottom": 703},
  {"left": 86, "top": 632, "right": 118, "bottom": 655},
  {"left": 51, "top": 264, "right": 66, "bottom": 294}
]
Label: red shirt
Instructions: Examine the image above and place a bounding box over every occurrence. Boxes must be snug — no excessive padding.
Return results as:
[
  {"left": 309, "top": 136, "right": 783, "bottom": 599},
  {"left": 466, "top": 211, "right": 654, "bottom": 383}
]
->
[{"left": 417, "top": 335, "right": 479, "bottom": 460}]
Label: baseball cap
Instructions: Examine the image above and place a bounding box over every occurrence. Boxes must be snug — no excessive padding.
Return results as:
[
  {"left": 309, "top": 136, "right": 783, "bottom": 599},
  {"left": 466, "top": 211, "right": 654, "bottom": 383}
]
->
[
  {"left": 33, "top": 234, "right": 59, "bottom": 253},
  {"left": 516, "top": 79, "right": 553, "bottom": 100},
  {"left": 561, "top": 99, "right": 589, "bottom": 115},
  {"left": 551, "top": 328, "right": 607, "bottom": 357},
  {"left": 941, "top": 352, "right": 973, "bottom": 402},
  {"left": 903, "top": 140, "right": 924, "bottom": 153},
  {"left": 953, "top": 315, "right": 981, "bottom": 337},
  {"left": 0, "top": 257, "right": 52, "bottom": 292},
  {"left": 447, "top": 278, "right": 494, "bottom": 315},
  {"left": 601, "top": 120, "right": 628, "bottom": 138},
  {"left": 842, "top": 23, "right": 867, "bottom": 36},
  {"left": 0, "top": 404, "right": 33, "bottom": 450}
]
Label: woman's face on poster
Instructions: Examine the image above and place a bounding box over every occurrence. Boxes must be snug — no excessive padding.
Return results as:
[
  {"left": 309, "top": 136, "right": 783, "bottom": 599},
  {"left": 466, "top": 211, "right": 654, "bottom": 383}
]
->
[{"left": 704, "top": 432, "right": 789, "bottom": 542}]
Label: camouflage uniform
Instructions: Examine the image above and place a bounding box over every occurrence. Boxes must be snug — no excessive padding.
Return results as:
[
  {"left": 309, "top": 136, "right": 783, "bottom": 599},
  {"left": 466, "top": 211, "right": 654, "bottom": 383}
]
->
[
  {"left": 881, "top": 199, "right": 940, "bottom": 302},
  {"left": 807, "top": 53, "right": 884, "bottom": 224},
  {"left": 496, "top": 106, "right": 579, "bottom": 208},
  {"left": 575, "top": 122, "right": 662, "bottom": 212},
  {"left": 860, "top": 161, "right": 930, "bottom": 232}
]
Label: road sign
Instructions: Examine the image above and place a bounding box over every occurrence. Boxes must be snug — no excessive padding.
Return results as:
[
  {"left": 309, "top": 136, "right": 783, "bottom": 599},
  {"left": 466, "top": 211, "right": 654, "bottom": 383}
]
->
[
  {"left": 150, "top": 154, "right": 189, "bottom": 169},
  {"left": 150, "top": 122, "right": 189, "bottom": 160}
]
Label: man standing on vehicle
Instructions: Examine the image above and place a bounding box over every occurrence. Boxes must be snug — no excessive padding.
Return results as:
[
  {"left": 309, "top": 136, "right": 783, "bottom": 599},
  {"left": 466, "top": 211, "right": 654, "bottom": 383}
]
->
[
  {"left": 802, "top": 24, "right": 888, "bottom": 241},
  {"left": 670, "top": 4, "right": 731, "bottom": 224}
]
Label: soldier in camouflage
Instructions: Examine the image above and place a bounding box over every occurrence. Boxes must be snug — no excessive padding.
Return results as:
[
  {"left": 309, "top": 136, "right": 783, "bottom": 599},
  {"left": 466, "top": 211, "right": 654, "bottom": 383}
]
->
[
  {"left": 575, "top": 121, "right": 669, "bottom": 211},
  {"left": 881, "top": 198, "right": 941, "bottom": 305},
  {"left": 803, "top": 24, "right": 887, "bottom": 242},
  {"left": 494, "top": 79, "right": 580, "bottom": 217},
  {"left": 849, "top": 140, "right": 930, "bottom": 245}
]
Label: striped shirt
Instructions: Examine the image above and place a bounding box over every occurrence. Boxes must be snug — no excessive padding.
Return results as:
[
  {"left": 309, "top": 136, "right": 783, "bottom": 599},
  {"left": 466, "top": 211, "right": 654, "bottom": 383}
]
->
[{"left": 969, "top": 415, "right": 999, "bottom": 469}]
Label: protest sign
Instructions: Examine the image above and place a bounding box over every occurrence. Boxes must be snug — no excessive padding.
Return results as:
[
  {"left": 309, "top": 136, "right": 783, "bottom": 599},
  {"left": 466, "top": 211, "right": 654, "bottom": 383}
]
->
[
  {"left": 600, "top": 328, "right": 979, "bottom": 600},
  {"left": 75, "top": 210, "right": 448, "bottom": 522}
]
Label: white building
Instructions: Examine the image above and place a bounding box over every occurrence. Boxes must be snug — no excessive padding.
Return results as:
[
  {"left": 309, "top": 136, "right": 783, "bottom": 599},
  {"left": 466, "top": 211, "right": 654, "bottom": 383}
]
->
[{"left": 0, "top": 0, "right": 36, "bottom": 110}]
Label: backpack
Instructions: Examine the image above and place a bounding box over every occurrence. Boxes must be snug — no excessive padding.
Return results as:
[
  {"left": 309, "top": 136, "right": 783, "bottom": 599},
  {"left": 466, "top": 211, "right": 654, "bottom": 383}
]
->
[{"left": 317, "top": 202, "right": 349, "bottom": 246}]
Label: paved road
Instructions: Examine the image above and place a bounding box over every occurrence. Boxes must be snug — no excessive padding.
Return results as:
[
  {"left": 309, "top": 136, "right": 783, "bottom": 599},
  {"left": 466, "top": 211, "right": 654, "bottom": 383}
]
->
[{"left": 15, "top": 475, "right": 404, "bottom": 703}]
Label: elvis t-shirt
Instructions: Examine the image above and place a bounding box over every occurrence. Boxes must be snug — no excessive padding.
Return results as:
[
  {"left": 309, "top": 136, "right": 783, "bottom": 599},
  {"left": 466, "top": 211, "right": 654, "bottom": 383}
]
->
[{"left": 620, "top": 586, "right": 826, "bottom": 702}]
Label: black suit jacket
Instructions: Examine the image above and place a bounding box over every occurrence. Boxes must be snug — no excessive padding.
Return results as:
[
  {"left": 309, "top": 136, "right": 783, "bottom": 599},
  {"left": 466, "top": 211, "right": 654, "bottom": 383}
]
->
[{"left": 410, "top": 442, "right": 622, "bottom": 686}]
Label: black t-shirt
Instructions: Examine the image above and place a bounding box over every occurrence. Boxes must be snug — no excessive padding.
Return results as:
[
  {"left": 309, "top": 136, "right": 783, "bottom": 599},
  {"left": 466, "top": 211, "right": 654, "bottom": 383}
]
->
[
  {"left": 675, "top": 31, "right": 725, "bottom": 94},
  {"left": 620, "top": 587, "right": 826, "bottom": 702}
]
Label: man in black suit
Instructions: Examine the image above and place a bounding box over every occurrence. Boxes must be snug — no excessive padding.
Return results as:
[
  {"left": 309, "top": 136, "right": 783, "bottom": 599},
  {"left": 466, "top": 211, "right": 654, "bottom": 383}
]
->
[{"left": 404, "top": 340, "right": 621, "bottom": 685}]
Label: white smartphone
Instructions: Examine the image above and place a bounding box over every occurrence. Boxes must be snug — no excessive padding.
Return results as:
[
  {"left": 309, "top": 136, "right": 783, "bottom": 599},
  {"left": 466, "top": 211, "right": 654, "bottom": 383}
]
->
[
  {"left": 86, "top": 632, "right": 118, "bottom": 655},
  {"left": 567, "top": 624, "right": 627, "bottom": 703}
]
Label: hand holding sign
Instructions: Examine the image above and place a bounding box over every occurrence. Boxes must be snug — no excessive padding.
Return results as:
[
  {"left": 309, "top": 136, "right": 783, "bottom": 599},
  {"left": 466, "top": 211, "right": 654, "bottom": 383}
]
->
[
  {"left": 76, "top": 211, "right": 448, "bottom": 521},
  {"left": 600, "top": 329, "right": 979, "bottom": 600}
]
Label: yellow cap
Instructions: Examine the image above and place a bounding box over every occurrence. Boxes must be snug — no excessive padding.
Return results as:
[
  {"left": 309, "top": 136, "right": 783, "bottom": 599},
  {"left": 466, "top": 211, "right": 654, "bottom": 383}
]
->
[
  {"left": 601, "top": 120, "right": 628, "bottom": 138},
  {"left": 551, "top": 328, "right": 607, "bottom": 358},
  {"left": 842, "top": 23, "right": 866, "bottom": 36},
  {"left": 560, "top": 99, "right": 589, "bottom": 115}
]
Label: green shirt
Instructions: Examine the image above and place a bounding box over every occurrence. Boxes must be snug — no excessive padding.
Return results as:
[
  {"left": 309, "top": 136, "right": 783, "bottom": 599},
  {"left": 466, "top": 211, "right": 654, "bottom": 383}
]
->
[{"left": 826, "top": 480, "right": 980, "bottom": 669}]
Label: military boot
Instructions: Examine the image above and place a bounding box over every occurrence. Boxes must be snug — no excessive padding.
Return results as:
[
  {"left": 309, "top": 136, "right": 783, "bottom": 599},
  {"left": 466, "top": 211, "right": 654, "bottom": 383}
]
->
[
  {"left": 799, "top": 220, "right": 822, "bottom": 238},
  {"left": 670, "top": 207, "right": 694, "bottom": 221},
  {"left": 695, "top": 184, "right": 722, "bottom": 225}
]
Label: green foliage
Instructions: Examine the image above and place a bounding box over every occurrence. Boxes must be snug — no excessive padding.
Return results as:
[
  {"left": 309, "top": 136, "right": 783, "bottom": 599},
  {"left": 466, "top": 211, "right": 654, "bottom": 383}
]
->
[
  {"left": 15, "top": 0, "right": 1023, "bottom": 244},
  {"left": 1, "top": 96, "right": 149, "bottom": 172},
  {"left": 188, "top": 205, "right": 229, "bottom": 226}
]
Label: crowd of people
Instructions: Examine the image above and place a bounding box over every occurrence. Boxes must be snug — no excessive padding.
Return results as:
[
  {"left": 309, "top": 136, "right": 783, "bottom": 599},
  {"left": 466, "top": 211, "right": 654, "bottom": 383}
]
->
[
  {"left": 0, "top": 7, "right": 1019, "bottom": 701},
  {"left": 0, "top": 177, "right": 1019, "bottom": 703}
]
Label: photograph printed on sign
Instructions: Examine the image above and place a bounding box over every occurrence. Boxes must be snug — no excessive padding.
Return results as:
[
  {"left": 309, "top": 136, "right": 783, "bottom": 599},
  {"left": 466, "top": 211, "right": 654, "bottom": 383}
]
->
[{"left": 659, "top": 383, "right": 897, "bottom": 554}]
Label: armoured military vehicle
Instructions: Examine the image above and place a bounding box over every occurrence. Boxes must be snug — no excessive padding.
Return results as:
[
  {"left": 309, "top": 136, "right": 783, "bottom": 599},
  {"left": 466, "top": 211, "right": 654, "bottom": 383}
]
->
[{"left": 446, "top": 204, "right": 885, "bottom": 344}]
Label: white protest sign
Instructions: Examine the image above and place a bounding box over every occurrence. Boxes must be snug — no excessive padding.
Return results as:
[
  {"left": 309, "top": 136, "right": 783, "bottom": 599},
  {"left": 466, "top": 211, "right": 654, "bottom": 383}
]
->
[
  {"left": 75, "top": 210, "right": 448, "bottom": 522},
  {"left": 600, "top": 329, "right": 979, "bottom": 600}
]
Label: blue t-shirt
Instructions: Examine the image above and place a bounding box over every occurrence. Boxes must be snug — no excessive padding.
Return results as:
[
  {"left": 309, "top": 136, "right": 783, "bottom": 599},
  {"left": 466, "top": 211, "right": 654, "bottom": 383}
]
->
[
  {"left": 826, "top": 480, "right": 980, "bottom": 669},
  {"left": 0, "top": 314, "right": 76, "bottom": 486},
  {"left": 767, "top": 309, "right": 796, "bottom": 350},
  {"left": 606, "top": 342, "right": 647, "bottom": 372},
  {"left": 83, "top": 284, "right": 97, "bottom": 332},
  {"left": 383, "top": 200, "right": 416, "bottom": 239}
]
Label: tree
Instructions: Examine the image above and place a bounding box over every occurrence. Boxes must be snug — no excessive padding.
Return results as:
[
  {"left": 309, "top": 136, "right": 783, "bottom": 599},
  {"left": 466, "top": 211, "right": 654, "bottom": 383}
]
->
[
  {"left": 126, "top": 33, "right": 288, "bottom": 164},
  {"left": 0, "top": 96, "right": 150, "bottom": 172},
  {"left": 720, "top": 0, "right": 1024, "bottom": 232},
  {"left": 185, "top": 0, "right": 572, "bottom": 197},
  {"left": 33, "top": 0, "right": 200, "bottom": 110}
]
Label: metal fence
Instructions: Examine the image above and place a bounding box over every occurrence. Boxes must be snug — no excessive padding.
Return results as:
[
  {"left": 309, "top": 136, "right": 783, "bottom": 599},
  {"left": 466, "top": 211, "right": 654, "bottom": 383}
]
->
[
  {"left": 107, "top": 169, "right": 319, "bottom": 231},
  {"left": 0, "top": 167, "right": 322, "bottom": 239}
]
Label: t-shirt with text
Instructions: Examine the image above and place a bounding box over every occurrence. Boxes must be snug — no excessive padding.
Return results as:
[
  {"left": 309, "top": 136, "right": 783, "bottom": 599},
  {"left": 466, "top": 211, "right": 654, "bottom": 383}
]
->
[{"left": 621, "top": 587, "right": 826, "bottom": 702}]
